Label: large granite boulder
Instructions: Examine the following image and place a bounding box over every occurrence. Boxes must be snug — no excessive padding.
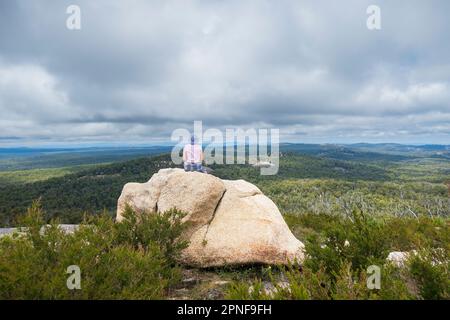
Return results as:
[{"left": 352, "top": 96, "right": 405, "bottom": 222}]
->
[{"left": 117, "top": 168, "right": 305, "bottom": 267}]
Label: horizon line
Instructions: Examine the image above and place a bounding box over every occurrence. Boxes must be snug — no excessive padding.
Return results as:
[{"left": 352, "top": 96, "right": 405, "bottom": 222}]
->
[{"left": 1, "top": 141, "right": 450, "bottom": 150}]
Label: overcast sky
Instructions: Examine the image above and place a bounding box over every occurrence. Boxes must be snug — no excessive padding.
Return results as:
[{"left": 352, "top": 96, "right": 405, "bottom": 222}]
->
[{"left": 0, "top": 0, "right": 449, "bottom": 146}]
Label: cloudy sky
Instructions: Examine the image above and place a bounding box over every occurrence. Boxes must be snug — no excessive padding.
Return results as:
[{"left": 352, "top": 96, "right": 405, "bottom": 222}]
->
[{"left": 0, "top": 0, "right": 449, "bottom": 146}]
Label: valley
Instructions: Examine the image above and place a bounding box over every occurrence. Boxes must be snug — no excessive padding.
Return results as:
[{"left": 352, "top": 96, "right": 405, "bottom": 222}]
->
[{"left": 0, "top": 143, "right": 448, "bottom": 300}]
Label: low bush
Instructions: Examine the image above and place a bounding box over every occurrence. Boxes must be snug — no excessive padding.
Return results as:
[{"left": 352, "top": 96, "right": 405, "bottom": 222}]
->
[
  {"left": 304, "top": 209, "right": 390, "bottom": 280},
  {"left": 0, "top": 201, "right": 188, "bottom": 299},
  {"left": 408, "top": 249, "right": 449, "bottom": 300},
  {"left": 226, "top": 209, "right": 449, "bottom": 300}
]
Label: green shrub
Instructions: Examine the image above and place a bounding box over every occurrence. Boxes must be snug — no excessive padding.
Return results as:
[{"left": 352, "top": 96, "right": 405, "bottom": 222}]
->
[
  {"left": 0, "top": 201, "right": 188, "bottom": 299},
  {"left": 408, "top": 249, "right": 449, "bottom": 300},
  {"left": 112, "top": 205, "right": 188, "bottom": 264},
  {"left": 382, "top": 216, "right": 450, "bottom": 251},
  {"left": 225, "top": 264, "right": 332, "bottom": 300},
  {"left": 225, "top": 280, "right": 269, "bottom": 300},
  {"left": 226, "top": 209, "right": 449, "bottom": 300},
  {"left": 224, "top": 262, "right": 416, "bottom": 300},
  {"left": 304, "top": 208, "right": 389, "bottom": 280},
  {"left": 331, "top": 263, "right": 412, "bottom": 300}
]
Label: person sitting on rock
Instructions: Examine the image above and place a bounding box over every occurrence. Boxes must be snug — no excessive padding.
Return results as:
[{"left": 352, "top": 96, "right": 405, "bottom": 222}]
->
[{"left": 183, "top": 135, "right": 204, "bottom": 172}]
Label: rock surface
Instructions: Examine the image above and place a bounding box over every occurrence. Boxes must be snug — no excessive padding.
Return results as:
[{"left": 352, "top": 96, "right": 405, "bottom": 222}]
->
[
  {"left": 386, "top": 251, "right": 417, "bottom": 267},
  {"left": 0, "top": 224, "right": 79, "bottom": 238},
  {"left": 117, "top": 168, "right": 305, "bottom": 267}
]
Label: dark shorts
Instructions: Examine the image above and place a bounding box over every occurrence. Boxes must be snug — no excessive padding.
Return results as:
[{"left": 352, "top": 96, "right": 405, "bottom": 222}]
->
[{"left": 184, "top": 162, "right": 203, "bottom": 172}]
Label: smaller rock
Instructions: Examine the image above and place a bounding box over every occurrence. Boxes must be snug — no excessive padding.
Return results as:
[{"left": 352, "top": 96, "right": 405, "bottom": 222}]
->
[
  {"left": 386, "top": 251, "right": 413, "bottom": 267},
  {"left": 0, "top": 228, "right": 18, "bottom": 238},
  {"left": 182, "top": 277, "right": 200, "bottom": 287},
  {"left": 0, "top": 225, "right": 79, "bottom": 238},
  {"left": 206, "top": 288, "right": 223, "bottom": 300}
]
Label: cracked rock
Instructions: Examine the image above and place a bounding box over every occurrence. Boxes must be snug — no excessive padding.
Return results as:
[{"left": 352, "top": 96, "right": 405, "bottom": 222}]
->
[{"left": 117, "top": 168, "right": 305, "bottom": 267}]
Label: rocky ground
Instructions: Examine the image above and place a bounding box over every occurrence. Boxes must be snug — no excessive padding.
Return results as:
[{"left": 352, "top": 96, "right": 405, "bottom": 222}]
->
[{"left": 167, "top": 268, "right": 231, "bottom": 300}]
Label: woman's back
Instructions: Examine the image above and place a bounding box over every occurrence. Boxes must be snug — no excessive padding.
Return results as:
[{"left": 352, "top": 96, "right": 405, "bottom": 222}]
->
[{"left": 184, "top": 144, "right": 202, "bottom": 163}]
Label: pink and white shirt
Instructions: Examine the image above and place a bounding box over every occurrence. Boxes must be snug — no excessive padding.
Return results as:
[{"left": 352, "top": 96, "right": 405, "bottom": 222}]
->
[{"left": 183, "top": 144, "right": 202, "bottom": 163}]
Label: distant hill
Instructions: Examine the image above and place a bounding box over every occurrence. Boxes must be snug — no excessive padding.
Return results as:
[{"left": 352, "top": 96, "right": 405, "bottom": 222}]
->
[
  {"left": 0, "top": 146, "right": 172, "bottom": 171},
  {"left": 280, "top": 143, "right": 412, "bottom": 162},
  {"left": 346, "top": 143, "right": 450, "bottom": 158},
  {"left": 0, "top": 153, "right": 391, "bottom": 226},
  {"left": 1, "top": 143, "right": 448, "bottom": 171}
]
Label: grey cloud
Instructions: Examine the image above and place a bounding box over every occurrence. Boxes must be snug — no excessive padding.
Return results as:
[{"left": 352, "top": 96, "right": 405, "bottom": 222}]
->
[{"left": 0, "top": 0, "right": 449, "bottom": 145}]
